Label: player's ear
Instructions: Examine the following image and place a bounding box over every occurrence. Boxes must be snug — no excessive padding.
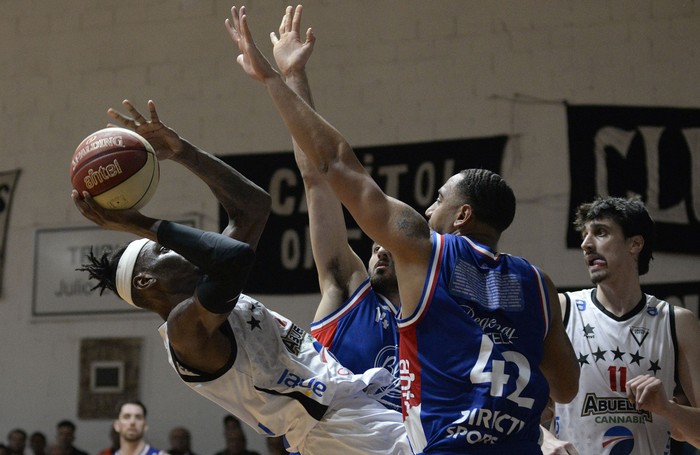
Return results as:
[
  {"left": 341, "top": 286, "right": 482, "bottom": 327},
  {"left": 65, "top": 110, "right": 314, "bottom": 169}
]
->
[
  {"left": 628, "top": 234, "right": 644, "bottom": 255},
  {"left": 133, "top": 272, "right": 157, "bottom": 291},
  {"left": 454, "top": 203, "right": 473, "bottom": 228}
]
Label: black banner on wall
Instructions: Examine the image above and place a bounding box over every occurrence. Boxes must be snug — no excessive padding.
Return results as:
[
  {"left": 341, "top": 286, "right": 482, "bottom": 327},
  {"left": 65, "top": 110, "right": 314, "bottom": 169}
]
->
[
  {"left": 567, "top": 105, "right": 700, "bottom": 254},
  {"left": 221, "top": 136, "right": 508, "bottom": 294}
]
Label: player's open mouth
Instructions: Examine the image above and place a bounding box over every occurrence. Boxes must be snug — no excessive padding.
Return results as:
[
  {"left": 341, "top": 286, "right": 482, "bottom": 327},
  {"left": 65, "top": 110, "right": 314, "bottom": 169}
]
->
[{"left": 585, "top": 255, "right": 606, "bottom": 268}]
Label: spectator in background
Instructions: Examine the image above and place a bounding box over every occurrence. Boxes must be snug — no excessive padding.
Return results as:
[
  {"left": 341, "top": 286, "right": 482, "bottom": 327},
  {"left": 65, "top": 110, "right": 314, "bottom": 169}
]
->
[
  {"left": 46, "top": 445, "right": 67, "bottom": 455},
  {"left": 28, "top": 433, "right": 46, "bottom": 455},
  {"left": 6, "top": 430, "right": 26, "bottom": 455},
  {"left": 112, "top": 400, "right": 167, "bottom": 455},
  {"left": 54, "top": 421, "right": 87, "bottom": 455},
  {"left": 214, "top": 415, "right": 259, "bottom": 455},
  {"left": 0, "top": 443, "right": 8, "bottom": 455},
  {"left": 264, "top": 437, "right": 285, "bottom": 455},
  {"left": 167, "top": 427, "right": 197, "bottom": 455}
]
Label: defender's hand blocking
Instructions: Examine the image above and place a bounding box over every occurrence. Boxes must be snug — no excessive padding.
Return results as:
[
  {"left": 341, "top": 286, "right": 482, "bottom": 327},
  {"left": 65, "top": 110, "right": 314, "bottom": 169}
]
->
[
  {"left": 271, "top": 5, "right": 315, "bottom": 77},
  {"left": 225, "top": 6, "right": 279, "bottom": 82},
  {"left": 108, "top": 100, "right": 185, "bottom": 162}
]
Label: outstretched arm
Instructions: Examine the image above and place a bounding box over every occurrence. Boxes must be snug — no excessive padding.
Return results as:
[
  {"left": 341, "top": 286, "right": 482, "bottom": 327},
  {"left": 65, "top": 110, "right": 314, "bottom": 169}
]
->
[
  {"left": 226, "top": 6, "right": 431, "bottom": 315},
  {"left": 272, "top": 5, "right": 367, "bottom": 320},
  {"left": 107, "top": 100, "right": 270, "bottom": 249}
]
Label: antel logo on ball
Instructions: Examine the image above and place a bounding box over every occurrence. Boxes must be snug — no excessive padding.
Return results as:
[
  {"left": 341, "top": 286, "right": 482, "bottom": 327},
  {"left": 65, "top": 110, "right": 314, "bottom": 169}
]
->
[{"left": 83, "top": 159, "right": 124, "bottom": 190}]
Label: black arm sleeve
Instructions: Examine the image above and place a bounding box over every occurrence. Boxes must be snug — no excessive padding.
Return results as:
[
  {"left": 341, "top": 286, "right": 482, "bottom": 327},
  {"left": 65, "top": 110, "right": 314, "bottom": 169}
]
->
[{"left": 157, "top": 221, "right": 256, "bottom": 314}]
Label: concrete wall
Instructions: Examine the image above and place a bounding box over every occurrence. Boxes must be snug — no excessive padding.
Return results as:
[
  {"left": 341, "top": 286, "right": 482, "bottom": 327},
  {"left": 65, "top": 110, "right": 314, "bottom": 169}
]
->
[{"left": 1, "top": 0, "right": 698, "bottom": 453}]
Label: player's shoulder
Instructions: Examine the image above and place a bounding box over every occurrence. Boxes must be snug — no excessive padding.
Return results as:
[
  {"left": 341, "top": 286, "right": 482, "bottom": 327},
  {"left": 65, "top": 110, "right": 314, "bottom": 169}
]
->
[
  {"left": 563, "top": 288, "right": 594, "bottom": 299},
  {"left": 671, "top": 303, "right": 700, "bottom": 328}
]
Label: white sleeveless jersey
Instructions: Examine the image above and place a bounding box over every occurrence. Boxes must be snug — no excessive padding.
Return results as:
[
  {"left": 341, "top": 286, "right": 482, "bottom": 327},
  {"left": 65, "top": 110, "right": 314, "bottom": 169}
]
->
[
  {"left": 555, "top": 289, "right": 677, "bottom": 455},
  {"left": 159, "top": 294, "right": 409, "bottom": 455}
]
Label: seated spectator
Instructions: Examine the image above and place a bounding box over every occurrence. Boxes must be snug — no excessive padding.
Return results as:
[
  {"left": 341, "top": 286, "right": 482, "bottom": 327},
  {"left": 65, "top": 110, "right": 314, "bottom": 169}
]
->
[
  {"left": 29, "top": 433, "right": 46, "bottom": 455},
  {"left": 214, "top": 416, "right": 259, "bottom": 455},
  {"left": 45, "top": 445, "right": 67, "bottom": 455},
  {"left": 54, "top": 421, "right": 87, "bottom": 455},
  {"left": 264, "top": 437, "right": 285, "bottom": 455},
  {"left": 167, "top": 427, "right": 197, "bottom": 455},
  {"left": 6, "top": 429, "right": 27, "bottom": 455}
]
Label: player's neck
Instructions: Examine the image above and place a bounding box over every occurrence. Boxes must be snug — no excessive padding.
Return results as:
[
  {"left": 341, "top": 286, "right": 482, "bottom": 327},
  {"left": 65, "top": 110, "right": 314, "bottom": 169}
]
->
[
  {"left": 386, "top": 291, "right": 401, "bottom": 310},
  {"left": 595, "top": 277, "right": 643, "bottom": 317},
  {"left": 119, "top": 440, "right": 146, "bottom": 455},
  {"left": 460, "top": 230, "right": 499, "bottom": 251}
]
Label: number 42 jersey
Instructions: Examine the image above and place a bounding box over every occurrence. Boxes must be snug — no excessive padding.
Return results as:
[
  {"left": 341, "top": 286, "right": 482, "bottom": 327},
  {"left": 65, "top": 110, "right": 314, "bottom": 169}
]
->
[{"left": 399, "top": 232, "right": 553, "bottom": 454}]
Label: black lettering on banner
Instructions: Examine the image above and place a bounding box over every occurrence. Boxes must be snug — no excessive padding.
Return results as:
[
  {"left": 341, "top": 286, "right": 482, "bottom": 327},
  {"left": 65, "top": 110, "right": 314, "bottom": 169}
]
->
[
  {"left": 0, "top": 169, "right": 21, "bottom": 295},
  {"left": 566, "top": 105, "right": 700, "bottom": 254},
  {"left": 0, "top": 184, "right": 9, "bottom": 214},
  {"left": 220, "top": 137, "right": 508, "bottom": 294}
]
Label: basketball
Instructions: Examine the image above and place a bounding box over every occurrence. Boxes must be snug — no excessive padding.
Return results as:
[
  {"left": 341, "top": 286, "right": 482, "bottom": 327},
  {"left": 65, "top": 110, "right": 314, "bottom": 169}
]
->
[{"left": 70, "top": 127, "right": 159, "bottom": 210}]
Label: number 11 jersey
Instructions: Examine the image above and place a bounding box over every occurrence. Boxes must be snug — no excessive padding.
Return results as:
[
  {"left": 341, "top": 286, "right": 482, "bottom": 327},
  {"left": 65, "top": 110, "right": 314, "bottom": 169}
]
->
[{"left": 555, "top": 289, "right": 676, "bottom": 455}]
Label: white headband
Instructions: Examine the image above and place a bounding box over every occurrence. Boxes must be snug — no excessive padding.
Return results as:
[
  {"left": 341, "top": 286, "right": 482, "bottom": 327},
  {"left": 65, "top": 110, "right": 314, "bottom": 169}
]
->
[{"left": 115, "top": 238, "right": 150, "bottom": 308}]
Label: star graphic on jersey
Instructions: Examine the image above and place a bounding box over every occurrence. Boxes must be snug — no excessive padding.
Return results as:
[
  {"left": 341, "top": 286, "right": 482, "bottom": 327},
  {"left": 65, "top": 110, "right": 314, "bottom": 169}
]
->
[
  {"left": 592, "top": 347, "right": 607, "bottom": 362},
  {"left": 577, "top": 353, "right": 589, "bottom": 366},
  {"left": 583, "top": 323, "right": 595, "bottom": 337},
  {"left": 648, "top": 359, "right": 661, "bottom": 375},
  {"left": 629, "top": 349, "right": 645, "bottom": 365},
  {"left": 247, "top": 316, "right": 262, "bottom": 330},
  {"left": 611, "top": 346, "right": 625, "bottom": 361}
]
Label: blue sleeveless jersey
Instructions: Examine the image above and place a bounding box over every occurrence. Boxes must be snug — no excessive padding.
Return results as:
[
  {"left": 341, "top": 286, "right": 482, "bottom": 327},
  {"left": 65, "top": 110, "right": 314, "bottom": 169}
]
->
[
  {"left": 398, "top": 232, "right": 552, "bottom": 454},
  {"left": 311, "top": 278, "right": 401, "bottom": 411}
]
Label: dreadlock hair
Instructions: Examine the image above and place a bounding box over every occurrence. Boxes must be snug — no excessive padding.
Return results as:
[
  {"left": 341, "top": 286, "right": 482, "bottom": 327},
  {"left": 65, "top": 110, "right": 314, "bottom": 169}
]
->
[
  {"left": 76, "top": 245, "right": 127, "bottom": 296},
  {"left": 455, "top": 169, "right": 516, "bottom": 233},
  {"left": 574, "top": 196, "right": 655, "bottom": 275}
]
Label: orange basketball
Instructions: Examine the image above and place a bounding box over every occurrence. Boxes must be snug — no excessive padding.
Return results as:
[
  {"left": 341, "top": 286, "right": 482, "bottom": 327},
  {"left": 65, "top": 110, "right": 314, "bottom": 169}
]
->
[{"left": 70, "top": 127, "right": 159, "bottom": 210}]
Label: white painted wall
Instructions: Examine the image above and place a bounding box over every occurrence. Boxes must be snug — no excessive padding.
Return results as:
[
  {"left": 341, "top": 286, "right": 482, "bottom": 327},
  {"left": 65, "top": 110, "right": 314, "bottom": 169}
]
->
[{"left": 1, "top": 0, "right": 699, "bottom": 453}]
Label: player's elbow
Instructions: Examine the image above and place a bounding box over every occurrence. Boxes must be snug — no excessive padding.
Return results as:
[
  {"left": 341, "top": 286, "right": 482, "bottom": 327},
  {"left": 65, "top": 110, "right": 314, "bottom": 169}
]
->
[
  {"left": 552, "top": 386, "right": 578, "bottom": 405},
  {"left": 550, "top": 369, "right": 580, "bottom": 404}
]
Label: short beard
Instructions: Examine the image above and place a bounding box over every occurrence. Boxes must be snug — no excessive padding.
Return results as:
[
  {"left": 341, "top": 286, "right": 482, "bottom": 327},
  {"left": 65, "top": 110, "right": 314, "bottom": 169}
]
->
[
  {"left": 590, "top": 270, "right": 607, "bottom": 285},
  {"left": 122, "top": 431, "right": 144, "bottom": 442},
  {"left": 370, "top": 273, "right": 398, "bottom": 296}
]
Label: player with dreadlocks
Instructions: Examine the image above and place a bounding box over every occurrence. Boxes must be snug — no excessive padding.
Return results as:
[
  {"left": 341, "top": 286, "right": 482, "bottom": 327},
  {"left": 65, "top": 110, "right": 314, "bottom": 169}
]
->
[{"left": 74, "top": 99, "right": 409, "bottom": 455}]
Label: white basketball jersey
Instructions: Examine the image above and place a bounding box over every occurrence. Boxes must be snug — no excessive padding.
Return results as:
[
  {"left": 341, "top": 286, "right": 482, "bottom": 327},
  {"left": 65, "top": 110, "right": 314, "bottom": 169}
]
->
[
  {"left": 555, "top": 289, "right": 677, "bottom": 455},
  {"left": 159, "top": 294, "right": 403, "bottom": 454}
]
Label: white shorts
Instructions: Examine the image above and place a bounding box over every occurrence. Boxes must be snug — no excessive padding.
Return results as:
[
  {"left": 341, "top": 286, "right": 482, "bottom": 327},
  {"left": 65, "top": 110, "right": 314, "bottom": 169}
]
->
[{"left": 299, "top": 395, "right": 411, "bottom": 455}]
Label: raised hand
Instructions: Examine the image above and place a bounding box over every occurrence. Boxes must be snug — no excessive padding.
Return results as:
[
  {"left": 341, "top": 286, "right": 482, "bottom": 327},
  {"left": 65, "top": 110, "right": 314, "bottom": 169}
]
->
[
  {"left": 271, "top": 5, "right": 315, "bottom": 77},
  {"left": 225, "top": 6, "right": 279, "bottom": 82},
  {"left": 107, "top": 99, "right": 185, "bottom": 161}
]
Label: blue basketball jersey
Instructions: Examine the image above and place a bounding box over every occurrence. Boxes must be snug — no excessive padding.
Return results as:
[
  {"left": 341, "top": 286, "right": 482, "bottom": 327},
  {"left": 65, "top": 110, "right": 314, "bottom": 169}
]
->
[
  {"left": 115, "top": 445, "right": 166, "bottom": 455},
  {"left": 311, "top": 278, "right": 401, "bottom": 411},
  {"left": 398, "top": 232, "right": 552, "bottom": 454}
]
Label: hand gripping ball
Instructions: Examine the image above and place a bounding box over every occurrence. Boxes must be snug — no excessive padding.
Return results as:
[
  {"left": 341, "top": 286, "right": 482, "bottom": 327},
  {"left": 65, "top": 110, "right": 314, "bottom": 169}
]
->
[{"left": 70, "top": 127, "right": 159, "bottom": 210}]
